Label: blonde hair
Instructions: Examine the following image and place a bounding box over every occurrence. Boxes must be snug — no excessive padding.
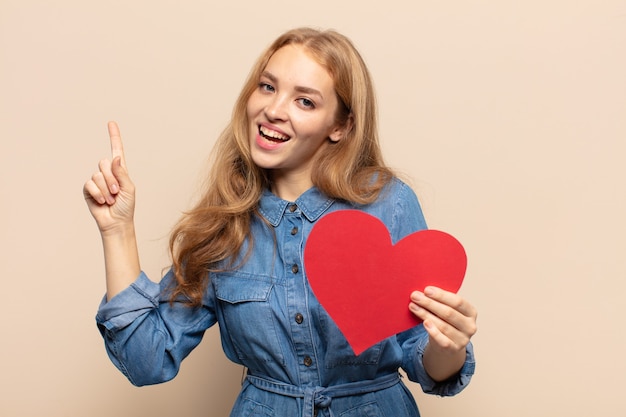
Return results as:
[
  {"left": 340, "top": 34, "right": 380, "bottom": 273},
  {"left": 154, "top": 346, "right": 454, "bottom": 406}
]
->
[{"left": 169, "top": 27, "right": 393, "bottom": 305}]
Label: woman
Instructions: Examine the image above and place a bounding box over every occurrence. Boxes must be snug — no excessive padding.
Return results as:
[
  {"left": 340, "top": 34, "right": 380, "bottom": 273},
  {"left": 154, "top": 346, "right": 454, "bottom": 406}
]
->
[{"left": 84, "top": 27, "right": 477, "bottom": 417}]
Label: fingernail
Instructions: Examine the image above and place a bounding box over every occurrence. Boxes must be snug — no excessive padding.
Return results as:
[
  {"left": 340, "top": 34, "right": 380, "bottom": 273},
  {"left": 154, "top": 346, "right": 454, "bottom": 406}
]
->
[
  {"left": 111, "top": 184, "right": 119, "bottom": 194},
  {"left": 424, "top": 287, "right": 436, "bottom": 297}
]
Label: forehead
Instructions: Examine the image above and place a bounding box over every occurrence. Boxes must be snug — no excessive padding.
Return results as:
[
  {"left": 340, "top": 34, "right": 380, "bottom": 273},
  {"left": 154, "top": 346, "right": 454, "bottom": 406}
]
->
[{"left": 263, "top": 45, "right": 335, "bottom": 91}]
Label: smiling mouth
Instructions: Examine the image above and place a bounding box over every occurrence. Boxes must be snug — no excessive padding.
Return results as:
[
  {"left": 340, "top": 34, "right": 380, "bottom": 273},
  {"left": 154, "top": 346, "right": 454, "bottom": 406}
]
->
[{"left": 259, "top": 125, "right": 290, "bottom": 142}]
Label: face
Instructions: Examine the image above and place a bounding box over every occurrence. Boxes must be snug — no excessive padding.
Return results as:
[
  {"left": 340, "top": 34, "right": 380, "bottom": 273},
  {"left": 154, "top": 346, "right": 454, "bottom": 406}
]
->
[{"left": 246, "top": 44, "right": 345, "bottom": 196}]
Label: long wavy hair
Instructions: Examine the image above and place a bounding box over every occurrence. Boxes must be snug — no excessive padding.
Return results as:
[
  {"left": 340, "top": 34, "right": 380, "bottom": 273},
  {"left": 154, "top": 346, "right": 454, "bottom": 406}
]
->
[{"left": 169, "top": 27, "right": 394, "bottom": 305}]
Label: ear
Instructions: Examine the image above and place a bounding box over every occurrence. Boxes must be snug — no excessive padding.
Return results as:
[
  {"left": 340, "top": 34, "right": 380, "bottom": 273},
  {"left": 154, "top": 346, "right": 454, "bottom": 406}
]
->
[{"left": 329, "top": 113, "right": 354, "bottom": 143}]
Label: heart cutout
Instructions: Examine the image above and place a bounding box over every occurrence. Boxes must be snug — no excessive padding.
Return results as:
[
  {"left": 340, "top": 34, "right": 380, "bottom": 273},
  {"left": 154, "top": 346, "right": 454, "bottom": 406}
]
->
[{"left": 304, "top": 210, "right": 467, "bottom": 355}]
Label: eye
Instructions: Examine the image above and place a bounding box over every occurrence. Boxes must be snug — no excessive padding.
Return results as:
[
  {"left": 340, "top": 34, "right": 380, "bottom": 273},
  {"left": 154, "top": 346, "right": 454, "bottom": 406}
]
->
[
  {"left": 297, "top": 97, "right": 315, "bottom": 109},
  {"left": 258, "top": 82, "right": 275, "bottom": 93}
]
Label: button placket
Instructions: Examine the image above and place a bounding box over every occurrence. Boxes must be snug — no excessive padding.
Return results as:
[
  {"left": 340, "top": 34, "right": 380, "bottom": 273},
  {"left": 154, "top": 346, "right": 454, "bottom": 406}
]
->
[{"left": 282, "top": 204, "right": 319, "bottom": 383}]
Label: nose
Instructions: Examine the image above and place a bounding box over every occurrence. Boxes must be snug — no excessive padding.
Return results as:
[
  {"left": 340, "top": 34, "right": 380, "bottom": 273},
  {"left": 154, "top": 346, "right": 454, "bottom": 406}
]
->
[{"left": 264, "top": 94, "right": 288, "bottom": 122}]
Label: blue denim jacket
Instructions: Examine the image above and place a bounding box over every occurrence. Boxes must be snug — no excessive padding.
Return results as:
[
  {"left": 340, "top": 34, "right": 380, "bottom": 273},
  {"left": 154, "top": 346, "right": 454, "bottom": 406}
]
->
[{"left": 96, "top": 178, "right": 475, "bottom": 417}]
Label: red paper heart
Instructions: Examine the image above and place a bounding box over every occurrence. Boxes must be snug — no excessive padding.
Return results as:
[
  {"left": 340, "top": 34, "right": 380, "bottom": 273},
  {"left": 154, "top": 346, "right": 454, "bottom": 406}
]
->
[{"left": 304, "top": 210, "right": 467, "bottom": 355}]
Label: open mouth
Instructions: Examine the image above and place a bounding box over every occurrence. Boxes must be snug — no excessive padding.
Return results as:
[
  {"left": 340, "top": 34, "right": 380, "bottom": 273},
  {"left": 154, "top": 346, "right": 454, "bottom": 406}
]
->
[{"left": 259, "top": 125, "right": 290, "bottom": 142}]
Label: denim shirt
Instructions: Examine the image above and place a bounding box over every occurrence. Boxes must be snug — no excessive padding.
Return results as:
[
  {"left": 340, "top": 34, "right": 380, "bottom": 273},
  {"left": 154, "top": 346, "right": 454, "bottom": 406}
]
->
[{"left": 96, "top": 178, "right": 475, "bottom": 417}]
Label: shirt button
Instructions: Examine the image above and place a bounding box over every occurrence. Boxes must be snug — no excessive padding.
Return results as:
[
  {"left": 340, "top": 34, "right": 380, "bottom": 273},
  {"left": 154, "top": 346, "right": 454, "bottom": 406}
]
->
[
  {"left": 295, "top": 313, "right": 304, "bottom": 324},
  {"left": 304, "top": 356, "right": 313, "bottom": 367},
  {"left": 289, "top": 204, "right": 297, "bottom": 212},
  {"left": 291, "top": 227, "right": 298, "bottom": 235},
  {"left": 291, "top": 264, "right": 299, "bottom": 274}
]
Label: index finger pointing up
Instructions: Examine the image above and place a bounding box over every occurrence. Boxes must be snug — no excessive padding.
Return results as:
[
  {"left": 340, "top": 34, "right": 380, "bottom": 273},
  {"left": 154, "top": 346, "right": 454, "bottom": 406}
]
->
[{"left": 107, "top": 121, "right": 126, "bottom": 167}]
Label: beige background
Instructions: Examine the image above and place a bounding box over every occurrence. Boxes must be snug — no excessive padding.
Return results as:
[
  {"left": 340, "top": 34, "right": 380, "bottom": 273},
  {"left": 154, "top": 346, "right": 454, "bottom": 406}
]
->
[{"left": 1, "top": 1, "right": 624, "bottom": 416}]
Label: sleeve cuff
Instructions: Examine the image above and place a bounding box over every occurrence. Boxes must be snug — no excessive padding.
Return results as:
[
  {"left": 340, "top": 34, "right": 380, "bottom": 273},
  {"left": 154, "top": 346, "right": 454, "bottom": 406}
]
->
[
  {"left": 415, "top": 339, "right": 476, "bottom": 396},
  {"left": 95, "top": 271, "right": 161, "bottom": 332}
]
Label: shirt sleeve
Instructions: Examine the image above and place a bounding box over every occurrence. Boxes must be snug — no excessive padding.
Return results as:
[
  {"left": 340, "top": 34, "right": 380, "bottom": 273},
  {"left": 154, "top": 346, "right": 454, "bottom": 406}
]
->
[
  {"left": 391, "top": 180, "right": 476, "bottom": 396},
  {"left": 397, "top": 326, "right": 475, "bottom": 396},
  {"left": 389, "top": 180, "right": 428, "bottom": 243},
  {"left": 95, "top": 270, "right": 217, "bottom": 386}
]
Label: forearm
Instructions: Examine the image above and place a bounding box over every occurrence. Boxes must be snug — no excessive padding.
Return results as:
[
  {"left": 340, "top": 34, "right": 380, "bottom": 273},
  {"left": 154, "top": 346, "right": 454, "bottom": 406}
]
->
[{"left": 101, "top": 223, "right": 141, "bottom": 301}]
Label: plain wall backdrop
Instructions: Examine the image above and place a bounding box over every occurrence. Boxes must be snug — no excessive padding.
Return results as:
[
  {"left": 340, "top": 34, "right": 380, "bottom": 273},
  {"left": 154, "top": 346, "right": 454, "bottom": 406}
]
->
[{"left": 1, "top": 1, "right": 624, "bottom": 416}]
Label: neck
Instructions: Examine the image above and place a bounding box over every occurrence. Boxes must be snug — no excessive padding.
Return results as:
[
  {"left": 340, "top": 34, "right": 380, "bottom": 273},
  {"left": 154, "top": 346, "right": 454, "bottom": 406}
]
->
[{"left": 270, "top": 172, "right": 313, "bottom": 202}]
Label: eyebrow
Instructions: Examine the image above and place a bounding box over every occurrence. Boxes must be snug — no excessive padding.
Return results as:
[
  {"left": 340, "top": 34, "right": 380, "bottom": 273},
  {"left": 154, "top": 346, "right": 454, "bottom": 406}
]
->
[{"left": 261, "top": 71, "right": 324, "bottom": 99}]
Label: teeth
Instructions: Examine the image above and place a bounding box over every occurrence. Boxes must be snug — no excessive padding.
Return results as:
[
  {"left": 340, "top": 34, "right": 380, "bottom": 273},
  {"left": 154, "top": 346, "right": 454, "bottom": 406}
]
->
[{"left": 260, "top": 126, "right": 289, "bottom": 141}]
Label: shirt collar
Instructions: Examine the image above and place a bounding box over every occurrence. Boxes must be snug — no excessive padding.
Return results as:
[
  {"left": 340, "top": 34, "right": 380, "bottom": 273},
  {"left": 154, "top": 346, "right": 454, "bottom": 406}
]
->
[{"left": 258, "top": 187, "right": 335, "bottom": 226}]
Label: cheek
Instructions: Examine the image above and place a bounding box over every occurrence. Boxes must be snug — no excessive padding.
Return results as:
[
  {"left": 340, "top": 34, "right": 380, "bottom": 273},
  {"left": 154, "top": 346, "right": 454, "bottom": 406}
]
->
[
  {"left": 245, "top": 100, "right": 255, "bottom": 119},
  {"left": 293, "top": 113, "right": 332, "bottom": 136},
  {"left": 246, "top": 92, "right": 262, "bottom": 117}
]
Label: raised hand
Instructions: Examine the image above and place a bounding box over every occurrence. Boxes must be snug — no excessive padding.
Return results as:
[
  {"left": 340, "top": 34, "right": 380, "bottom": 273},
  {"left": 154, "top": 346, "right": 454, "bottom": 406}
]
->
[
  {"left": 84, "top": 121, "right": 141, "bottom": 300},
  {"left": 83, "top": 121, "right": 136, "bottom": 234}
]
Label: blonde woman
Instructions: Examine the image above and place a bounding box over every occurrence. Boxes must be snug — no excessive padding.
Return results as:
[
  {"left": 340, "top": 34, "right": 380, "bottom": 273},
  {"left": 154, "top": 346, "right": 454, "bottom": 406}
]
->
[{"left": 84, "top": 27, "right": 477, "bottom": 417}]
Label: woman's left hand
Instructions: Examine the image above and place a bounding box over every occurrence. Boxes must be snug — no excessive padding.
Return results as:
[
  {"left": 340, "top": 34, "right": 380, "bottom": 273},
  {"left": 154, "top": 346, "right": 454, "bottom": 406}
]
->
[{"left": 409, "top": 286, "right": 477, "bottom": 381}]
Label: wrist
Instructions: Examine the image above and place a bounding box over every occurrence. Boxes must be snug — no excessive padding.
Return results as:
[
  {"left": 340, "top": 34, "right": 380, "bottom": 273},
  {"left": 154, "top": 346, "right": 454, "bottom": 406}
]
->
[
  {"left": 423, "top": 342, "right": 467, "bottom": 382},
  {"left": 100, "top": 221, "right": 136, "bottom": 240}
]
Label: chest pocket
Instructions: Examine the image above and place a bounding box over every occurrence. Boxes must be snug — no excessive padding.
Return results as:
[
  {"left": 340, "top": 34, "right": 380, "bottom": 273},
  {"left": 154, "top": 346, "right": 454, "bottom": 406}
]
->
[{"left": 213, "top": 272, "right": 286, "bottom": 368}]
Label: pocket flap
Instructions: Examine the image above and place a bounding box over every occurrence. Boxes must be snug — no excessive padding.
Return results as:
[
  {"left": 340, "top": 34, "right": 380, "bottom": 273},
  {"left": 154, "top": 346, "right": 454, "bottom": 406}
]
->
[{"left": 214, "top": 273, "right": 273, "bottom": 303}]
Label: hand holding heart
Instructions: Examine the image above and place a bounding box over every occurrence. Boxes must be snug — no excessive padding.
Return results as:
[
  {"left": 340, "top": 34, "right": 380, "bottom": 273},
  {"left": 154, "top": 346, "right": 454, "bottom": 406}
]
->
[
  {"left": 305, "top": 210, "right": 476, "bottom": 360},
  {"left": 410, "top": 286, "right": 477, "bottom": 352},
  {"left": 409, "top": 285, "right": 477, "bottom": 381}
]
